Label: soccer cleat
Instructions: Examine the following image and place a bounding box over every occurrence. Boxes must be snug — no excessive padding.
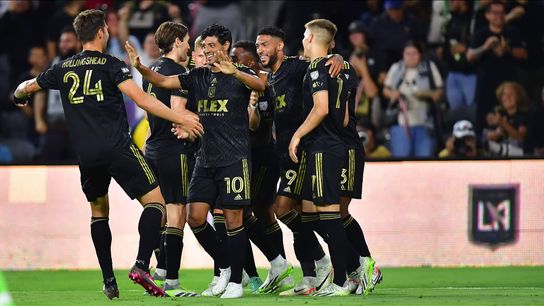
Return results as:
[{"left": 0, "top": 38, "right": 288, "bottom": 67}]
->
[
  {"left": 151, "top": 271, "right": 166, "bottom": 289},
  {"left": 347, "top": 267, "right": 362, "bottom": 294},
  {"left": 163, "top": 282, "right": 199, "bottom": 297},
  {"left": 315, "top": 256, "right": 333, "bottom": 292},
  {"left": 258, "top": 261, "right": 293, "bottom": 293},
  {"left": 370, "top": 266, "right": 383, "bottom": 291},
  {"left": 212, "top": 267, "right": 231, "bottom": 296},
  {"left": 279, "top": 276, "right": 316, "bottom": 296},
  {"left": 102, "top": 281, "right": 119, "bottom": 300},
  {"left": 359, "top": 256, "right": 375, "bottom": 296},
  {"left": 271, "top": 275, "right": 295, "bottom": 293},
  {"left": 242, "top": 270, "right": 250, "bottom": 288},
  {"left": 312, "top": 283, "right": 350, "bottom": 297},
  {"left": 128, "top": 265, "right": 165, "bottom": 297},
  {"left": 201, "top": 276, "right": 218, "bottom": 296},
  {"left": 220, "top": 282, "right": 244, "bottom": 299},
  {"left": 248, "top": 276, "right": 263, "bottom": 294}
]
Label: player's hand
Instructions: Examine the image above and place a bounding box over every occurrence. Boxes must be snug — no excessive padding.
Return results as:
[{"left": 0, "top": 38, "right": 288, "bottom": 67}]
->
[
  {"left": 125, "top": 41, "right": 141, "bottom": 69},
  {"left": 213, "top": 51, "right": 237, "bottom": 76},
  {"left": 11, "top": 92, "right": 28, "bottom": 107},
  {"left": 288, "top": 136, "right": 300, "bottom": 163},
  {"left": 325, "top": 54, "right": 344, "bottom": 78},
  {"left": 484, "top": 36, "right": 499, "bottom": 50},
  {"left": 171, "top": 113, "right": 203, "bottom": 139},
  {"left": 249, "top": 91, "right": 259, "bottom": 108}
]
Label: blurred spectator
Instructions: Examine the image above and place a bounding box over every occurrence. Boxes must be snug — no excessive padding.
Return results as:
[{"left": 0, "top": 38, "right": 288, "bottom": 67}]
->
[
  {"left": 439, "top": 120, "right": 481, "bottom": 158},
  {"left": 484, "top": 81, "right": 529, "bottom": 157},
  {"left": 444, "top": 0, "right": 477, "bottom": 123},
  {"left": 383, "top": 41, "right": 444, "bottom": 158},
  {"left": 190, "top": 1, "right": 243, "bottom": 45},
  {"left": 347, "top": 21, "right": 382, "bottom": 128},
  {"left": 141, "top": 32, "right": 161, "bottom": 66},
  {"left": 467, "top": 0, "right": 527, "bottom": 133},
  {"left": 34, "top": 27, "right": 80, "bottom": 162},
  {"left": 472, "top": 0, "right": 492, "bottom": 33},
  {"left": 359, "top": 123, "right": 392, "bottom": 159},
  {"left": 0, "top": 0, "right": 44, "bottom": 100},
  {"left": 126, "top": 0, "right": 169, "bottom": 43},
  {"left": 359, "top": 0, "right": 383, "bottom": 28},
  {"left": 427, "top": 0, "right": 449, "bottom": 47},
  {"left": 106, "top": 8, "right": 141, "bottom": 62},
  {"left": 370, "top": 0, "right": 427, "bottom": 68},
  {"left": 45, "top": 0, "right": 84, "bottom": 61}
]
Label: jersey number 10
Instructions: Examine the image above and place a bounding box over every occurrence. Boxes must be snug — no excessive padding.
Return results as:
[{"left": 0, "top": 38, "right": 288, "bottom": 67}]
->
[{"left": 63, "top": 70, "right": 104, "bottom": 104}]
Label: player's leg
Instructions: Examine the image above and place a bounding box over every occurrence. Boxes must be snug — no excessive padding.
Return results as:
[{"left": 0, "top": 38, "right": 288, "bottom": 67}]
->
[
  {"left": 81, "top": 164, "right": 118, "bottom": 300},
  {"left": 242, "top": 207, "right": 261, "bottom": 292},
  {"left": 212, "top": 206, "right": 232, "bottom": 296}
]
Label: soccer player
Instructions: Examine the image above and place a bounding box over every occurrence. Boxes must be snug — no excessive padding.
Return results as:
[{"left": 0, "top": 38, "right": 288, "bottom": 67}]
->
[
  {"left": 126, "top": 24, "right": 291, "bottom": 299},
  {"left": 13, "top": 9, "right": 203, "bottom": 299},
  {"left": 340, "top": 62, "right": 383, "bottom": 295},
  {"left": 190, "top": 36, "right": 207, "bottom": 68},
  {"left": 230, "top": 40, "right": 294, "bottom": 293},
  {"left": 288, "top": 18, "right": 352, "bottom": 296},
  {"left": 141, "top": 21, "right": 199, "bottom": 297},
  {"left": 255, "top": 26, "right": 343, "bottom": 295}
]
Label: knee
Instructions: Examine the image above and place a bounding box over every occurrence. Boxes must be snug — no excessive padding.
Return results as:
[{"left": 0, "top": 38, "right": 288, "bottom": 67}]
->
[
  {"left": 167, "top": 208, "right": 186, "bottom": 229},
  {"left": 187, "top": 212, "right": 206, "bottom": 228},
  {"left": 90, "top": 197, "right": 109, "bottom": 217},
  {"left": 274, "top": 199, "right": 294, "bottom": 218}
]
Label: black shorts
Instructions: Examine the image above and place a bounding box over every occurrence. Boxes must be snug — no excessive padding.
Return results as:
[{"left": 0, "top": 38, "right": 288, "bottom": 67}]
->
[
  {"left": 188, "top": 158, "right": 251, "bottom": 209},
  {"left": 148, "top": 151, "right": 196, "bottom": 204},
  {"left": 301, "top": 150, "right": 345, "bottom": 205},
  {"left": 80, "top": 144, "right": 158, "bottom": 202},
  {"left": 276, "top": 154, "right": 306, "bottom": 200},
  {"left": 251, "top": 147, "right": 280, "bottom": 207},
  {"left": 341, "top": 145, "right": 365, "bottom": 199}
]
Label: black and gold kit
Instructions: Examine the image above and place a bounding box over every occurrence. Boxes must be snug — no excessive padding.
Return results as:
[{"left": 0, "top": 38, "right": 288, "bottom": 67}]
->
[
  {"left": 340, "top": 63, "right": 364, "bottom": 199},
  {"left": 36, "top": 50, "right": 157, "bottom": 201},
  {"left": 300, "top": 57, "right": 350, "bottom": 205},
  {"left": 250, "top": 83, "right": 279, "bottom": 207},
  {"left": 144, "top": 57, "right": 197, "bottom": 204},
  {"left": 178, "top": 65, "right": 254, "bottom": 208},
  {"left": 269, "top": 56, "right": 310, "bottom": 198}
]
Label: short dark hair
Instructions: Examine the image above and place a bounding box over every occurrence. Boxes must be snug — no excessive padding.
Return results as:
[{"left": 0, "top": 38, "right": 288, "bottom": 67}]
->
[
  {"left": 155, "top": 22, "right": 188, "bottom": 55},
  {"left": 73, "top": 9, "right": 106, "bottom": 44},
  {"left": 257, "top": 26, "right": 285, "bottom": 41},
  {"left": 200, "top": 24, "right": 232, "bottom": 49},
  {"left": 232, "top": 40, "right": 259, "bottom": 62},
  {"left": 61, "top": 25, "right": 77, "bottom": 37},
  {"left": 486, "top": 0, "right": 506, "bottom": 12},
  {"left": 404, "top": 40, "right": 423, "bottom": 54}
]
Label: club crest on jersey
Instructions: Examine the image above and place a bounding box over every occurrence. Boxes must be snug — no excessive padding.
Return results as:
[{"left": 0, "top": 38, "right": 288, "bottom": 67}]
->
[
  {"left": 121, "top": 67, "right": 130, "bottom": 74},
  {"left": 208, "top": 87, "right": 216, "bottom": 98},
  {"left": 310, "top": 70, "right": 319, "bottom": 80}
]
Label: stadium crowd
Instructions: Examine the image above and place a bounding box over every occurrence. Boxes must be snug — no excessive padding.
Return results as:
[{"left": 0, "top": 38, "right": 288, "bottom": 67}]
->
[{"left": 1, "top": 0, "right": 544, "bottom": 162}]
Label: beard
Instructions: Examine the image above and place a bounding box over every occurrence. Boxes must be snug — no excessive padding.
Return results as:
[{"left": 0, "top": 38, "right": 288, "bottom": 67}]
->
[{"left": 60, "top": 49, "right": 78, "bottom": 60}]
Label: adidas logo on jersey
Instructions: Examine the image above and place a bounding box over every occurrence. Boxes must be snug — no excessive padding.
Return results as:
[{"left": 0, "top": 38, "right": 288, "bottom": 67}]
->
[
  {"left": 283, "top": 186, "right": 291, "bottom": 193},
  {"left": 234, "top": 194, "right": 243, "bottom": 200}
]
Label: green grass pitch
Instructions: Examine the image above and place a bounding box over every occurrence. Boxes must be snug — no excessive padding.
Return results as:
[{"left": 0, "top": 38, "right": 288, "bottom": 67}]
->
[{"left": 4, "top": 267, "right": 544, "bottom": 306}]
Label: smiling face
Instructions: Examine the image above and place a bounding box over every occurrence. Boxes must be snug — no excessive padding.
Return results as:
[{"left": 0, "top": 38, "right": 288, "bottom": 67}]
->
[
  {"left": 255, "top": 34, "right": 281, "bottom": 68},
  {"left": 230, "top": 47, "right": 255, "bottom": 69},
  {"left": 201, "top": 35, "right": 229, "bottom": 66},
  {"left": 500, "top": 85, "right": 518, "bottom": 112},
  {"left": 192, "top": 44, "right": 206, "bottom": 68}
]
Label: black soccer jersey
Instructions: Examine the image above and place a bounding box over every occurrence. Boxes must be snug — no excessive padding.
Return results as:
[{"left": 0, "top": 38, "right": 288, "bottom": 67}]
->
[
  {"left": 302, "top": 57, "right": 349, "bottom": 154},
  {"left": 269, "top": 56, "right": 309, "bottom": 157},
  {"left": 144, "top": 57, "right": 196, "bottom": 159},
  {"left": 177, "top": 65, "right": 254, "bottom": 168},
  {"left": 250, "top": 83, "right": 275, "bottom": 148},
  {"left": 36, "top": 50, "right": 133, "bottom": 165},
  {"left": 340, "top": 62, "right": 362, "bottom": 148}
]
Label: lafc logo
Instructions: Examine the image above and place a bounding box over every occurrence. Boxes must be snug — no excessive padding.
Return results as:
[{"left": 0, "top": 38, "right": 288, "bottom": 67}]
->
[
  {"left": 198, "top": 99, "right": 228, "bottom": 113},
  {"left": 275, "top": 94, "right": 286, "bottom": 111}
]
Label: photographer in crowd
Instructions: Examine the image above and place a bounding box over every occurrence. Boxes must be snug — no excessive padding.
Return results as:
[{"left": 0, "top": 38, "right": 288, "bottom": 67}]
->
[{"left": 439, "top": 120, "right": 480, "bottom": 158}]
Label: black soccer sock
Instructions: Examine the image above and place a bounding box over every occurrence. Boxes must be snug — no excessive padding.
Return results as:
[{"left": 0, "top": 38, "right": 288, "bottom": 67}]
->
[
  {"left": 343, "top": 214, "right": 371, "bottom": 257},
  {"left": 227, "top": 225, "right": 247, "bottom": 284},
  {"left": 302, "top": 212, "right": 327, "bottom": 260},
  {"left": 156, "top": 227, "right": 167, "bottom": 271},
  {"left": 245, "top": 214, "right": 280, "bottom": 261},
  {"left": 213, "top": 213, "right": 230, "bottom": 270},
  {"left": 347, "top": 243, "right": 361, "bottom": 274},
  {"left": 165, "top": 227, "right": 184, "bottom": 280},
  {"left": 265, "top": 221, "right": 286, "bottom": 258},
  {"left": 320, "top": 212, "right": 349, "bottom": 286},
  {"left": 190, "top": 222, "right": 219, "bottom": 276},
  {"left": 135, "top": 203, "right": 165, "bottom": 271},
  {"left": 279, "top": 210, "right": 316, "bottom": 277},
  {"left": 91, "top": 217, "right": 115, "bottom": 282},
  {"left": 244, "top": 238, "right": 259, "bottom": 278}
]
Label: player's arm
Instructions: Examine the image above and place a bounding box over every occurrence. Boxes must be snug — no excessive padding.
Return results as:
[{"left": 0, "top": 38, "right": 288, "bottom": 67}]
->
[
  {"left": 33, "top": 91, "right": 48, "bottom": 134},
  {"left": 213, "top": 52, "right": 265, "bottom": 91},
  {"left": 288, "top": 90, "right": 329, "bottom": 163},
  {"left": 125, "top": 41, "right": 182, "bottom": 89},
  {"left": 13, "top": 78, "right": 42, "bottom": 105},
  {"left": 248, "top": 91, "right": 260, "bottom": 131},
  {"left": 344, "top": 100, "right": 349, "bottom": 128},
  {"left": 118, "top": 79, "right": 203, "bottom": 138}
]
